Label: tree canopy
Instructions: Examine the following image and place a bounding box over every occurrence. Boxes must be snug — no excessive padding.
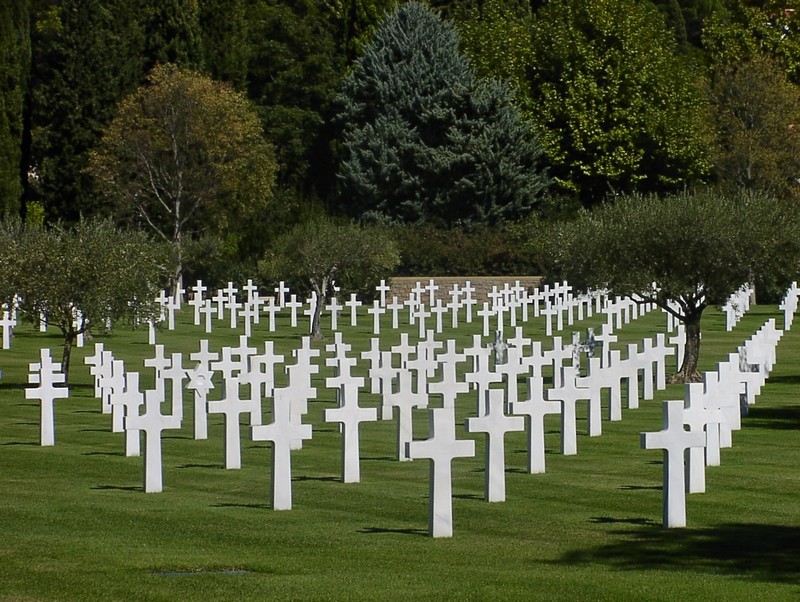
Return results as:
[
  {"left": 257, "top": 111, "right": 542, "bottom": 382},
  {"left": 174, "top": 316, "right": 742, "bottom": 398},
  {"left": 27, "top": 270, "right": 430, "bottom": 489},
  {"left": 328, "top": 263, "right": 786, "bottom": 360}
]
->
[
  {"left": 259, "top": 215, "right": 399, "bottom": 339},
  {"left": 0, "top": 218, "right": 168, "bottom": 379},
  {"left": 528, "top": 0, "right": 712, "bottom": 203},
  {"left": 87, "top": 63, "right": 278, "bottom": 291},
  {"left": 536, "top": 190, "right": 800, "bottom": 381}
]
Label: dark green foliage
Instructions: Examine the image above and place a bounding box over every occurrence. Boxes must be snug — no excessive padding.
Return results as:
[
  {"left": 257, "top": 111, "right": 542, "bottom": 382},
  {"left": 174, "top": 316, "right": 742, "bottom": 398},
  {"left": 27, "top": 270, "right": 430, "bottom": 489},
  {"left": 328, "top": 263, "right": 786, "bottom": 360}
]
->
[
  {"left": 335, "top": 1, "right": 549, "bottom": 226},
  {"left": 0, "top": 0, "right": 30, "bottom": 219},
  {"left": 246, "top": 0, "right": 345, "bottom": 200},
  {"left": 199, "top": 0, "right": 249, "bottom": 89},
  {"left": 141, "top": 0, "right": 204, "bottom": 71},
  {"left": 331, "top": 0, "right": 398, "bottom": 62},
  {"left": 710, "top": 53, "right": 800, "bottom": 199},
  {"left": 392, "top": 221, "right": 541, "bottom": 277},
  {"left": 27, "top": 0, "right": 146, "bottom": 222}
]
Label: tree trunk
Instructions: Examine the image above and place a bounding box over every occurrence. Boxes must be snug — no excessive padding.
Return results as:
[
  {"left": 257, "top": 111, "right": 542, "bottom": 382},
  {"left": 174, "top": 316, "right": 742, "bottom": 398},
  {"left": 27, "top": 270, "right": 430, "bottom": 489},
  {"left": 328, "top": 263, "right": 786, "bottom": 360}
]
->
[
  {"left": 310, "top": 277, "right": 328, "bottom": 341},
  {"left": 61, "top": 332, "right": 74, "bottom": 384},
  {"left": 670, "top": 311, "right": 703, "bottom": 383}
]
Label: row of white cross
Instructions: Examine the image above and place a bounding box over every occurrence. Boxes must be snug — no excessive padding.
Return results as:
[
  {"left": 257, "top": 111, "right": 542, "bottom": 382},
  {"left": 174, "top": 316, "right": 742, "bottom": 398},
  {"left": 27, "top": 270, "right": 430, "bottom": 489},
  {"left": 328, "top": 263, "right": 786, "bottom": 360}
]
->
[
  {"left": 23, "top": 279, "right": 786, "bottom": 536},
  {"left": 641, "top": 318, "right": 782, "bottom": 527}
]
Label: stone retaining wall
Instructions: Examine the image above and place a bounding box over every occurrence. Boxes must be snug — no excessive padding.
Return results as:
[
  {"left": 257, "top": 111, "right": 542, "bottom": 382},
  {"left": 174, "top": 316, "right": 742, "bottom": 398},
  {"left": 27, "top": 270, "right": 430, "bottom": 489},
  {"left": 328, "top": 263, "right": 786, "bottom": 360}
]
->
[{"left": 387, "top": 276, "right": 543, "bottom": 304}]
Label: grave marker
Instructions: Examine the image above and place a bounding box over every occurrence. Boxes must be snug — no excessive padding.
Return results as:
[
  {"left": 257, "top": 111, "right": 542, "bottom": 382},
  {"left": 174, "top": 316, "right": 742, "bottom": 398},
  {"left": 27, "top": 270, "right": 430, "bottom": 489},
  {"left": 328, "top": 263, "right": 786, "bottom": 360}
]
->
[{"left": 407, "top": 407, "right": 475, "bottom": 538}]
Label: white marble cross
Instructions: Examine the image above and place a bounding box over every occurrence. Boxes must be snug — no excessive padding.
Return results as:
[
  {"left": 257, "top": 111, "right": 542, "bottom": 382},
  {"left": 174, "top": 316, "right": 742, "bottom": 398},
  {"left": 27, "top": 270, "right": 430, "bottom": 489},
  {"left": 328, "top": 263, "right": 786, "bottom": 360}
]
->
[
  {"left": 361, "top": 338, "right": 383, "bottom": 395},
  {"left": 207, "top": 377, "right": 257, "bottom": 469},
  {"left": 326, "top": 296, "right": 342, "bottom": 330},
  {"left": 251, "top": 387, "right": 312, "bottom": 510},
  {"left": 429, "top": 339, "right": 469, "bottom": 409},
  {"left": 376, "top": 279, "right": 390, "bottom": 306},
  {"left": 407, "top": 407, "right": 475, "bottom": 538},
  {"left": 0, "top": 310, "right": 15, "bottom": 349},
  {"left": 511, "top": 376, "right": 560, "bottom": 474},
  {"left": 378, "top": 297, "right": 396, "bottom": 330},
  {"left": 641, "top": 399, "right": 705, "bottom": 528},
  {"left": 465, "top": 389, "right": 524, "bottom": 502},
  {"left": 345, "top": 293, "right": 362, "bottom": 327},
  {"left": 126, "top": 389, "right": 181, "bottom": 493},
  {"left": 384, "top": 367, "right": 427, "bottom": 461},
  {"left": 323, "top": 375, "right": 378, "bottom": 483},
  {"left": 26, "top": 348, "right": 69, "bottom": 446},
  {"left": 367, "top": 300, "right": 384, "bottom": 334},
  {"left": 546, "top": 366, "right": 592, "bottom": 455},
  {"left": 189, "top": 280, "right": 207, "bottom": 326},
  {"left": 144, "top": 344, "right": 170, "bottom": 401}
]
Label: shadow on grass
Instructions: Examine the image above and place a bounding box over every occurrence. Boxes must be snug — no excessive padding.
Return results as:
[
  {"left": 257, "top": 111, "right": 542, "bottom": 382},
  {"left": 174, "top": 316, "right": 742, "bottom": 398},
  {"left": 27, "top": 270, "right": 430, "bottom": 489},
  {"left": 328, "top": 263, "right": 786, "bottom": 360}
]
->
[
  {"left": 1, "top": 441, "right": 37, "bottom": 446},
  {"left": 745, "top": 406, "right": 800, "bottom": 430},
  {"left": 292, "top": 475, "right": 340, "bottom": 483},
  {"left": 559, "top": 522, "right": 800, "bottom": 584},
  {"left": 359, "top": 526, "right": 428, "bottom": 537},
  {"left": 620, "top": 485, "right": 662, "bottom": 491},
  {"left": 92, "top": 484, "right": 141, "bottom": 492},
  {"left": 210, "top": 502, "right": 270, "bottom": 510},
  {"left": 453, "top": 493, "right": 483, "bottom": 501},
  {"left": 178, "top": 463, "right": 220, "bottom": 469},
  {"left": 362, "top": 456, "right": 394, "bottom": 462},
  {"left": 83, "top": 451, "right": 124, "bottom": 457}
]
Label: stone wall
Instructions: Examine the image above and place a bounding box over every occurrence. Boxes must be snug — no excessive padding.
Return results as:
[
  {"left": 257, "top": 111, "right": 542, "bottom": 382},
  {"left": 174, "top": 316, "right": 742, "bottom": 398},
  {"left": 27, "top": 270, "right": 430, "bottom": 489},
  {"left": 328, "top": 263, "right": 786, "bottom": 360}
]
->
[{"left": 387, "top": 276, "right": 543, "bottom": 304}]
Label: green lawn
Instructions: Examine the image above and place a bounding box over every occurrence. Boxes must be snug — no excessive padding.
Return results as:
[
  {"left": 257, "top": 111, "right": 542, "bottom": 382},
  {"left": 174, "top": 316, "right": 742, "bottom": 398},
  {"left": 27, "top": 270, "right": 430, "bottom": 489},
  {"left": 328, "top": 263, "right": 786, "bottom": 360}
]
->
[{"left": 1, "top": 301, "right": 799, "bottom": 601}]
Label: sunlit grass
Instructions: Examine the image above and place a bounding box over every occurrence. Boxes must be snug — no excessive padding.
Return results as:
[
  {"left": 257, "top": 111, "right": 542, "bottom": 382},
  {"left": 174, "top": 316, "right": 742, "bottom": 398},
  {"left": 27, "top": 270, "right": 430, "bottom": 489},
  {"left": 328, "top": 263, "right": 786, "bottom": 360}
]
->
[{"left": 1, "top": 302, "right": 798, "bottom": 600}]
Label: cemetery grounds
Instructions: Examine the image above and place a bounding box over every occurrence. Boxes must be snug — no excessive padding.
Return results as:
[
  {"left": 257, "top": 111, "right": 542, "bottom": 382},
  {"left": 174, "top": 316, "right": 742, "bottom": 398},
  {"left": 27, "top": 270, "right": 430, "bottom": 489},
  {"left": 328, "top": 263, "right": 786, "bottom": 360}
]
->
[{"left": 1, "top": 299, "right": 799, "bottom": 601}]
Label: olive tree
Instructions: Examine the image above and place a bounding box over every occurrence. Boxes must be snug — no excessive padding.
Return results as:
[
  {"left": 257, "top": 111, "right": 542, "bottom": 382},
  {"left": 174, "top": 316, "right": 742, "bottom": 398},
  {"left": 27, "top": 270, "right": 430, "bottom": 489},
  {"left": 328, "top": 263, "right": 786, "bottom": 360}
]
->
[
  {"left": 535, "top": 190, "right": 800, "bottom": 382},
  {"left": 0, "top": 219, "right": 168, "bottom": 380},
  {"left": 259, "top": 215, "right": 399, "bottom": 340}
]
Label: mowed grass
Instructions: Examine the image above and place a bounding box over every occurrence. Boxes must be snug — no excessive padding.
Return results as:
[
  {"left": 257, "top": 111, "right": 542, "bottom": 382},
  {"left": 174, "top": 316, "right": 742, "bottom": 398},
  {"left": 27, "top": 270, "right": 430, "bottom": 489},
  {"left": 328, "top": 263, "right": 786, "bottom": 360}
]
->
[{"left": 1, "top": 300, "right": 799, "bottom": 601}]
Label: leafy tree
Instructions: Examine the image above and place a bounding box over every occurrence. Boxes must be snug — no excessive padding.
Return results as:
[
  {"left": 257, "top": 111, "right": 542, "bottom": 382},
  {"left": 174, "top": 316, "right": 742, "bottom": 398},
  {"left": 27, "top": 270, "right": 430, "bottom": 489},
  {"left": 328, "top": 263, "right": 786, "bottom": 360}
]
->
[
  {"left": 536, "top": 191, "right": 800, "bottom": 382},
  {"left": 27, "top": 0, "right": 146, "bottom": 222},
  {"left": 0, "top": 0, "right": 30, "bottom": 219},
  {"left": 710, "top": 53, "right": 800, "bottom": 198},
  {"left": 703, "top": 1, "right": 800, "bottom": 83},
  {"left": 259, "top": 215, "right": 399, "bottom": 339},
  {"left": 528, "top": 0, "right": 712, "bottom": 204},
  {"left": 0, "top": 219, "right": 168, "bottom": 380},
  {"left": 336, "top": 1, "right": 549, "bottom": 225},
  {"left": 455, "top": 0, "right": 534, "bottom": 112},
  {"left": 87, "top": 63, "right": 278, "bottom": 293}
]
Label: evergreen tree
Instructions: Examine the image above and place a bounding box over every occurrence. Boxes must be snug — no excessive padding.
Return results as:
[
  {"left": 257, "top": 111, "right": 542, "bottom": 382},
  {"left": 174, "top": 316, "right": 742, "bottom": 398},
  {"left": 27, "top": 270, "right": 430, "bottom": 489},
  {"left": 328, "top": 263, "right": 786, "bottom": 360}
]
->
[
  {"left": 245, "top": 0, "right": 345, "bottom": 201},
  {"left": 0, "top": 0, "right": 30, "bottom": 219},
  {"left": 142, "top": 0, "right": 204, "bottom": 72},
  {"left": 28, "top": 0, "right": 145, "bottom": 222},
  {"left": 336, "top": 1, "right": 549, "bottom": 225},
  {"left": 200, "top": 0, "right": 249, "bottom": 89}
]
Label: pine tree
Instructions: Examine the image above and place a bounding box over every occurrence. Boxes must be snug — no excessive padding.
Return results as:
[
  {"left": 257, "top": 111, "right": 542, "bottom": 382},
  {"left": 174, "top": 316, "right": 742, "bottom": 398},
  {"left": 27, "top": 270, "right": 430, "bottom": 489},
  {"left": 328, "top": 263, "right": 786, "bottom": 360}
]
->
[{"left": 335, "top": 1, "right": 549, "bottom": 225}]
